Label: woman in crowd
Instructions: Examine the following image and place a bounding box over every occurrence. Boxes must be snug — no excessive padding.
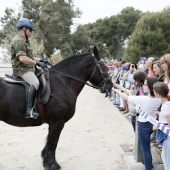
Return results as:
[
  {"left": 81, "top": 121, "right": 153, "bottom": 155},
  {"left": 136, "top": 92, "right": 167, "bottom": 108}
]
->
[
  {"left": 133, "top": 71, "right": 147, "bottom": 96},
  {"left": 153, "top": 82, "right": 170, "bottom": 170},
  {"left": 122, "top": 62, "right": 137, "bottom": 113},
  {"left": 125, "top": 71, "right": 147, "bottom": 133},
  {"left": 113, "top": 77, "right": 162, "bottom": 170},
  {"left": 145, "top": 57, "right": 155, "bottom": 78},
  {"left": 151, "top": 60, "right": 165, "bottom": 82},
  {"left": 160, "top": 54, "right": 170, "bottom": 92},
  {"left": 117, "top": 62, "right": 137, "bottom": 113},
  {"left": 150, "top": 60, "right": 165, "bottom": 141},
  {"left": 113, "top": 61, "right": 126, "bottom": 106}
]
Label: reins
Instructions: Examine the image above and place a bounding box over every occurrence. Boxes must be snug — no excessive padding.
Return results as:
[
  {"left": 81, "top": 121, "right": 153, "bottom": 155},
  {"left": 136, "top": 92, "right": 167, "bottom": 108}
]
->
[
  {"left": 49, "top": 67, "right": 101, "bottom": 89},
  {"left": 44, "top": 54, "right": 109, "bottom": 91}
]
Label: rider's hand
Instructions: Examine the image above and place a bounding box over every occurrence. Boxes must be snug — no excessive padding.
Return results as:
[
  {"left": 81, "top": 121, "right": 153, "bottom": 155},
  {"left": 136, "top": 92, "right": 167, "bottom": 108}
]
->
[
  {"left": 36, "top": 61, "right": 47, "bottom": 68},
  {"left": 40, "top": 59, "right": 51, "bottom": 65}
]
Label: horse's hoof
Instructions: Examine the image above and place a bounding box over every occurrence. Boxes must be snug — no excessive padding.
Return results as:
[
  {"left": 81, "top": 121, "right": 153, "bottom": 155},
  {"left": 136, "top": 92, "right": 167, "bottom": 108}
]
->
[
  {"left": 45, "top": 163, "right": 61, "bottom": 170},
  {"left": 51, "top": 163, "right": 61, "bottom": 170}
]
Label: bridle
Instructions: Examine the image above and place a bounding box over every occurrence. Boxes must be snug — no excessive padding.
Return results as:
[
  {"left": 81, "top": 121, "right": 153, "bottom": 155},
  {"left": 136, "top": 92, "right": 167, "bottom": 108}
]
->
[{"left": 88, "top": 57, "right": 109, "bottom": 88}]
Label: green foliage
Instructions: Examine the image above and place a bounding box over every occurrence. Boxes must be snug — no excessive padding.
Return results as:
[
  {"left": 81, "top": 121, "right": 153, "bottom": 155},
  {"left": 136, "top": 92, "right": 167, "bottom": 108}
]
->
[
  {"left": 76, "top": 7, "right": 141, "bottom": 59},
  {"left": 22, "top": 0, "right": 81, "bottom": 58},
  {"left": 1, "top": 2, "right": 169, "bottom": 62},
  {"left": 125, "top": 8, "right": 170, "bottom": 61},
  {"left": 0, "top": 0, "right": 81, "bottom": 58},
  {"left": 0, "top": 8, "right": 21, "bottom": 52},
  {"left": 70, "top": 24, "right": 94, "bottom": 53}
]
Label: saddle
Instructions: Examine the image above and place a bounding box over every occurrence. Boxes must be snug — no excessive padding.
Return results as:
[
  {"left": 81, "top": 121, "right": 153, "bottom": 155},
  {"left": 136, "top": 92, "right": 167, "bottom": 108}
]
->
[{"left": 4, "top": 68, "right": 51, "bottom": 105}]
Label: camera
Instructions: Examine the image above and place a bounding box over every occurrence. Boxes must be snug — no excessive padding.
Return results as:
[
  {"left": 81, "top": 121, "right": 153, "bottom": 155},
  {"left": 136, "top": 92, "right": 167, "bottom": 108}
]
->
[{"left": 131, "top": 64, "right": 134, "bottom": 68}]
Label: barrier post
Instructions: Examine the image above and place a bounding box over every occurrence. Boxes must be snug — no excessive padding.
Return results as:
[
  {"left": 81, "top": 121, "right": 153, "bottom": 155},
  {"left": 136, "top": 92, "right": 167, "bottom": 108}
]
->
[{"left": 134, "top": 120, "right": 144, "bottom": 162}]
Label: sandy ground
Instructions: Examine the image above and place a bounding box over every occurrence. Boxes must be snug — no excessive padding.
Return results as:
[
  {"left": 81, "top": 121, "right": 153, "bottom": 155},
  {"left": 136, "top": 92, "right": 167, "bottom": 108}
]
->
[{"left": 0, "top": 68, "right": 135, "bottom": 170}]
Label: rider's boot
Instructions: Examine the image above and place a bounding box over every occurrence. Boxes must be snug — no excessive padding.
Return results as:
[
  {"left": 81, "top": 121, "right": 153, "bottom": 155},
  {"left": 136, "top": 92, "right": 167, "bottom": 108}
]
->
[{"left": 25, "top": 85, "right": 39, "bottom": 119}]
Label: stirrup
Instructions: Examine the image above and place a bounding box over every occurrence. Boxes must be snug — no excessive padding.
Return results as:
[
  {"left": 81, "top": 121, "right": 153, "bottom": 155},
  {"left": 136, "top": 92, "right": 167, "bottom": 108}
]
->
[
  {"left": 32, "top": 107, "right": 39, "bottom": 117},
  {"left": 25, "top": 108, "right": 39, "bottom": 119}
]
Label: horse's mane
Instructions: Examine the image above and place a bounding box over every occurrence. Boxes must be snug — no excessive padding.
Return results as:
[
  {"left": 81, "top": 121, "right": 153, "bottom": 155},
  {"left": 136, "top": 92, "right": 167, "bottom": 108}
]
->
[{"left": 51, "top": 52, "right": 92, "bottom": 69}]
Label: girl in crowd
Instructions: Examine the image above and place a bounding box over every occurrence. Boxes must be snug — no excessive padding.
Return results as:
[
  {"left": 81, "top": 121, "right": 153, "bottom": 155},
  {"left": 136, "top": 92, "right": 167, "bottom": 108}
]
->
[
  {"left": 128, "top": 71, "right": 147, "bottom": 132},
  {"left": 153, "top": 82, "right": 170, "bottom": 170},
  {"left": 113, "top": 77, "right": 161, "bottom": 170}
]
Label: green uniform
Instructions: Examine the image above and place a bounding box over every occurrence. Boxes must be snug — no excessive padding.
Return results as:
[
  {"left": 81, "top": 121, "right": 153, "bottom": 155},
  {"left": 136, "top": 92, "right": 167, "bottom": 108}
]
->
[{"left": 11, "top": 33, "right": 35, "bottom": 76}]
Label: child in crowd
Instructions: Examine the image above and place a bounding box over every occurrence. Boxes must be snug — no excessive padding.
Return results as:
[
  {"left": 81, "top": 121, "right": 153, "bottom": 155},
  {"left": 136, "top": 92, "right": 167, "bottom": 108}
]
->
[{"left": 153, "top": 82, "right": 170, "bottom": 170}]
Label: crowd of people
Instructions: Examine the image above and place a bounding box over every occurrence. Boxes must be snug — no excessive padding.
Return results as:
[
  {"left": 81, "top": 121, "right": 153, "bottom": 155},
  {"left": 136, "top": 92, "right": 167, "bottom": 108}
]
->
[{"left": 106, "top": 54, "right": 170, "bottom": 170}]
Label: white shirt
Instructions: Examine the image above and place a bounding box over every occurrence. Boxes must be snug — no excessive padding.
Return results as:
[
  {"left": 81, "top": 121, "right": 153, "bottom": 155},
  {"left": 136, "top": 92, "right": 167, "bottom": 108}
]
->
[
  {"left": 128, "top": 96, "right": 162, "bottom": 122},
  {"left": 159, "top": 101, "right": 170, "bottom": 123}
]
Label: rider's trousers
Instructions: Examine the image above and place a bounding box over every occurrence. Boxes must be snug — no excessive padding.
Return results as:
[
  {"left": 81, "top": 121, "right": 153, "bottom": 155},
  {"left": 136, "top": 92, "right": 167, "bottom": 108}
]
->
[{"left": 21, "top": 72, "right": 39, "bottom": 90}]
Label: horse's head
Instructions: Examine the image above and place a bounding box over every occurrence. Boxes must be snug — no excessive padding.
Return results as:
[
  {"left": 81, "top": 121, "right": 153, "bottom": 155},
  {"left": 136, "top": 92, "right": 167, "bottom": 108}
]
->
[{"left": 89, "top": 46, "right": 113, "bottom": 93}]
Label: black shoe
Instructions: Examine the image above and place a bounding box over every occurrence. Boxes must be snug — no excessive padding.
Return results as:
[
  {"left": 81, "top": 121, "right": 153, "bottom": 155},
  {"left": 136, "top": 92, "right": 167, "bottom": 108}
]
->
[
  {"left": 113, "top": 103, "right": 119, "bottom": 106},
  {"left": 119, "top": 108, "right": 126, "bottom": 111}
]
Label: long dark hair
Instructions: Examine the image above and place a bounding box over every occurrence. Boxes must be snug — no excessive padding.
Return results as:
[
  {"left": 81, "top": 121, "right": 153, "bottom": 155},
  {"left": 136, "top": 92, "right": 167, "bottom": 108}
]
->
[
  {"left": 128, "top": 62, "right": 137, "bottom": 70},
  {"left": 146, "top": 77, "right": 158, "bottom": 97},
  {"left": 133, "top": 71, "right": 147, "bottom": 86}
]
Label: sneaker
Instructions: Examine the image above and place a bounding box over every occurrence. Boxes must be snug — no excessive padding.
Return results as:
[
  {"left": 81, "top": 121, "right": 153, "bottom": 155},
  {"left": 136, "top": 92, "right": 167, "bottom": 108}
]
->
[
  {"left": 113, "top": 102, "right": 119, "bottom": 106},
  {"left": 109, "top": 97, "right": 115, "bottom": 101},
  {"left": 124, "top": 113, "right": 131, "bottom": 117},
  {"left": 119, "top": 108, "right": 126, "bottom": 111},
  {"left": 122, "top": 110, "right": 129, "bottom": 114},
  {"left": 129, "top": 145, "right": 135, "bottom": 151}
]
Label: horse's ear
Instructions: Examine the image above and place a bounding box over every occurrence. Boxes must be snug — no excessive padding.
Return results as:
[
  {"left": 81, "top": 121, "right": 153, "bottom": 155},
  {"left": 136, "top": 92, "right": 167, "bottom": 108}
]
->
[{"left": 93, "top": 46, "right": 100, "bottom": 61}]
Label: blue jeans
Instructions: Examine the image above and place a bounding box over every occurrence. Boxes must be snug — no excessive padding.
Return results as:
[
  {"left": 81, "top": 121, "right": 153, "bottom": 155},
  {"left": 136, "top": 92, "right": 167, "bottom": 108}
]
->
[
  {"left": 162, "top": 136, "right": 170, "bottom": 170},
  {"left": 138, "top": 121, "right": 153, "bottom": 170},
  {"left": 115, "top": 92, "right": 120, "bottom": 105},
  {"left": 107, "top": 91, "right": 112, "bottom": 98},
  {"left": 131, "top": 115, "right": 136, "bottom": 132}
]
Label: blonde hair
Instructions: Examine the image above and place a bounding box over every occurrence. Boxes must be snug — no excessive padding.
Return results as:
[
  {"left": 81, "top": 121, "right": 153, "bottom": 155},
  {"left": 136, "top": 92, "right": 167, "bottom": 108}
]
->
[
  {"left": 160, "top": 54, "right": 170, "bottom": 82},
  {"left": 148, "top": 57, "right": 154, "bottom": 62}
]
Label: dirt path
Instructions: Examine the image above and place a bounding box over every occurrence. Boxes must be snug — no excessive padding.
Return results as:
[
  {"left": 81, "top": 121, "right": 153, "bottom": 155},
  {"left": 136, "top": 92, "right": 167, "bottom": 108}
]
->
[{"left": 0, "top": 68, "right": 134, "bottom": 170}]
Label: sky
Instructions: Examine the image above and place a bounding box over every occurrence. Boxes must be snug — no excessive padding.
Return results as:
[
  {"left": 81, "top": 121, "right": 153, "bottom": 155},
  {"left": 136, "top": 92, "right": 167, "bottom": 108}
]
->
[
  {"left": 73, "top": 0, "right": 170, "bottom": 24},
  {"left": 0, "top": 0, "right": 170, "bottom": 25}
]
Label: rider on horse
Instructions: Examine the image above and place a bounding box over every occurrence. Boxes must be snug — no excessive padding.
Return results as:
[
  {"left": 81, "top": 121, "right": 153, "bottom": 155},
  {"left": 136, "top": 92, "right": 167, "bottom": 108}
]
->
[{"left": 10, "top": 18, "right": 46, "bottom": 119}]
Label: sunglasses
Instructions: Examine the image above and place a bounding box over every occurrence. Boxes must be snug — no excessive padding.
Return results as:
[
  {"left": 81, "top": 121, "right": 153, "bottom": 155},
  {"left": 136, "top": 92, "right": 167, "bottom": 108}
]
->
[{"left": 27, "top": 28, "right": 33, "bottom": 32}]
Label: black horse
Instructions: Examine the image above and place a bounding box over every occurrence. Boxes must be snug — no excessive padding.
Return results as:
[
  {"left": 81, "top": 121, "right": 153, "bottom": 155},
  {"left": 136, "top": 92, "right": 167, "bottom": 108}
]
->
[{"left": 0, "top": 47, "right": 112, "bottom": 170}]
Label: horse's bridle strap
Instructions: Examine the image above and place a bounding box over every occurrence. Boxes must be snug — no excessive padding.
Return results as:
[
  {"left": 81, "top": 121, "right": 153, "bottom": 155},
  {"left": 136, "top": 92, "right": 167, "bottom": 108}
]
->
[{"left": 50, "top": 68, "right": 100, "bottom": 89}]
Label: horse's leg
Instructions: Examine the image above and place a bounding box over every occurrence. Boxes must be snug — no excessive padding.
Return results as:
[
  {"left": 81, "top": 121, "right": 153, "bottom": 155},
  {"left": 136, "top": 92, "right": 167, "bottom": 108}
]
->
[{"left": 42, "top": 120, "right": 65, "bottom": 170}]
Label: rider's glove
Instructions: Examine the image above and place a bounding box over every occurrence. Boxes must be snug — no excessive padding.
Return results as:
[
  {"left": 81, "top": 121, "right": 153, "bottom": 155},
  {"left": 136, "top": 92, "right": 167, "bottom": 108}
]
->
[
  {"left": 40, "top": 59, "right": 51, "bottom": 65},
  {"left": 36, "top": 61, "right": 47, "bottom": 68}
]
